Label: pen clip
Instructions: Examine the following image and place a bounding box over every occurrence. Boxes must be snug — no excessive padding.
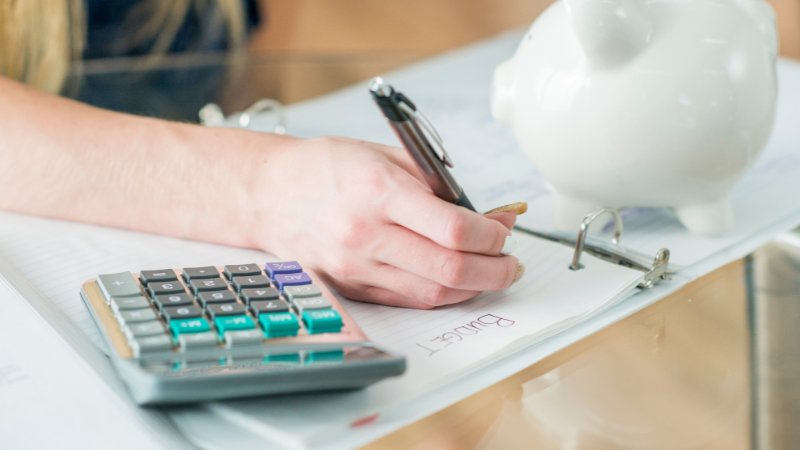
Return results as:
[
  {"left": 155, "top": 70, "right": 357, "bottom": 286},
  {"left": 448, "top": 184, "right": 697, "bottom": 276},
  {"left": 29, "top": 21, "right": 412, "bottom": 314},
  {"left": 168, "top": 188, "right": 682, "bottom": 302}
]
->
[{"left": 397, "top": 99, "right": 454, "bottom": 168}]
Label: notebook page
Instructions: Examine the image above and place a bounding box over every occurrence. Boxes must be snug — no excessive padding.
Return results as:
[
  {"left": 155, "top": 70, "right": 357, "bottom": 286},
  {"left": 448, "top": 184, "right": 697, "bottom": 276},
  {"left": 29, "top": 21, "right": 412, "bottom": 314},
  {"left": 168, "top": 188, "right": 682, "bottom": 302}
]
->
[{"left": 0, "top": 212, "right": 268, "bottom": 349}]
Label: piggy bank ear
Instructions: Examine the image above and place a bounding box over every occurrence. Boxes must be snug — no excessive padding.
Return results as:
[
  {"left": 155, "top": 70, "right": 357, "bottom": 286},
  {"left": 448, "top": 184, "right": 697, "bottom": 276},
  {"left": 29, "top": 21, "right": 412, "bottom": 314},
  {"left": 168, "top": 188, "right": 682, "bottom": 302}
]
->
[{"left": 491, "top": 58, "right": 517, "bottom": 126}]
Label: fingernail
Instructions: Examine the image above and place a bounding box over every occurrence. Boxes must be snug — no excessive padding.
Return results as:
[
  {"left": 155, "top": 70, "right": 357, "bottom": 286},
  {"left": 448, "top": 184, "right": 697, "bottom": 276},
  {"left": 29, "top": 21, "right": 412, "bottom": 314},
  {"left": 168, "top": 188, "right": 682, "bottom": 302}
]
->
[
  {"left": 512, "top": 263, "right": 525, "bottom": 285},
  {"left": 485, "top": 202, "right": 528, "bottom": 215},
  {"left": 501, "top": 235, "right": 517, "bottom": 255}
]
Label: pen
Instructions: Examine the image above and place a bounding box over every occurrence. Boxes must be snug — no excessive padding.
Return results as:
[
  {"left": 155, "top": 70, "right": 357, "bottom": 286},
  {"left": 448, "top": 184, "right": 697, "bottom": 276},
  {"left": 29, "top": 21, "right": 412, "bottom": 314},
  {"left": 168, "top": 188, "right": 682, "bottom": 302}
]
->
[{"left": 369, "top": 77, "right": 476, "bottom": 211}]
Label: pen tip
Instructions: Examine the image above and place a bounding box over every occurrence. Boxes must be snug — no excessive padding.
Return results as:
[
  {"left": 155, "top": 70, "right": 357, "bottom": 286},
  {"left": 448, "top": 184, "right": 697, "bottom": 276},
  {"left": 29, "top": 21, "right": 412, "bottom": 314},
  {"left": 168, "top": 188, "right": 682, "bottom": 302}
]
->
[{"left": 369, "top": 77, "right": 392, "bottom": 96}]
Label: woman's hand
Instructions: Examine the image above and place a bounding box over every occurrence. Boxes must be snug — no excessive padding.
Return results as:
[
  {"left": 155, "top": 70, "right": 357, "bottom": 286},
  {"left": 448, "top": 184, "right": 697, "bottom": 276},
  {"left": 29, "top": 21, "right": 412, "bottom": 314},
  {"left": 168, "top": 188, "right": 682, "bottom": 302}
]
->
[{"left": 253, "top": 136, "right": 524, "bottom": 309}]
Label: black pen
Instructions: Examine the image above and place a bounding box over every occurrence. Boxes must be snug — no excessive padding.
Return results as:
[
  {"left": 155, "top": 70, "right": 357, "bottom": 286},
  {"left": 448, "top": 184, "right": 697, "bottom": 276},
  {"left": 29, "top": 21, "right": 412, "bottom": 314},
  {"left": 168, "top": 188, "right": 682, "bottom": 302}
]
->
[{"left": 369, "top": 77, "right": 476, "bottom": 211}]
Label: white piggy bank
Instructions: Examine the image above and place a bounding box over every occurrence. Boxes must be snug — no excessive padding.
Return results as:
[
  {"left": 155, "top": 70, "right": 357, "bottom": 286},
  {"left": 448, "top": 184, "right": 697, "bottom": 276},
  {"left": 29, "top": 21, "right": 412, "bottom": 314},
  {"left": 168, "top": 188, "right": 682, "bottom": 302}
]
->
[{"left": 492, "top": 0, "right": 778, "bottom": 235}]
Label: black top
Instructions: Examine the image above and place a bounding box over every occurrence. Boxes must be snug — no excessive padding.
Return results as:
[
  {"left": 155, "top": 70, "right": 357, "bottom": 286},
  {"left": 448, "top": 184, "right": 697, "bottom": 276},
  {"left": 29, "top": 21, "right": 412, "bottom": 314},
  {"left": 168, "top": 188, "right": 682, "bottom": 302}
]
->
[
  {"left": 84, "top": 0, "right": 261, "bottom": 59},
  {"left": 69, "top": 0, "right": 262, "bottom": 122}
]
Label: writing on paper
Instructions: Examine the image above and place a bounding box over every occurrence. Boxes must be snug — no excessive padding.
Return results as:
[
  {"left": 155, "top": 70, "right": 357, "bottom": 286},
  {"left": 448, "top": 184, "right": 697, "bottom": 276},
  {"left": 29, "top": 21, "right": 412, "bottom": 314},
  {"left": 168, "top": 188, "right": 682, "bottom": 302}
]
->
[{"left": 415, "top": 313, "right": 515, "bottom": 357}]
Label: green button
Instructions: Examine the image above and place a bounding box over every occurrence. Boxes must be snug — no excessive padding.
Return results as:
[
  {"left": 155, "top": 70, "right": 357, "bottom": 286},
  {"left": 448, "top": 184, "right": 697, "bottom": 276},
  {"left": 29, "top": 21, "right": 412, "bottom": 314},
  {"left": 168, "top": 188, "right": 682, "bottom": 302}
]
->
[
  {"left": 169, "top": 317, "right": 211, "bottom": 336},
  {"left": 258, "top": 312, "right": 299, "bottom": 338},
  {"left": 306, "top": 350, "right": 344, "bottom": 364},
  {"left": 302, "top": 309, "right": 343, "bottom": 334},
  {"left": 214, "top": 315, "right": 255, "bottom": 335},
  {"left": 263, "top": 353, "right": 301, "bottom": 365}
]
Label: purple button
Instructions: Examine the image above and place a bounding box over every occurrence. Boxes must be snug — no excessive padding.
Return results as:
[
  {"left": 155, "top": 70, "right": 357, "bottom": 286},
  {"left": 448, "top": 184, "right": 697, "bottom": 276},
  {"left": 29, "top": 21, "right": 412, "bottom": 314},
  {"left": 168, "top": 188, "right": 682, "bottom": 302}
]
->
[
  {"left": 265, "top": 261, "right": 303, "bottom": 278},
  {"left": 273, "top": 272, "right": 312, "bottom": 291}
]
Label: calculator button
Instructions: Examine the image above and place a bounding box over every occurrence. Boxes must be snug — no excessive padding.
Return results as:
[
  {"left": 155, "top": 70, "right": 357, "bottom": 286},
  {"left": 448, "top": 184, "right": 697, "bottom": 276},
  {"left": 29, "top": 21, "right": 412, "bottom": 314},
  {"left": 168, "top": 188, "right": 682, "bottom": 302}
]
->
[
  {"left": 273, "top": 272, "right": 312, "bottom": 291},
  {"left": 240, "top": 287, "right": 280, "bottom": 304},
  {"left": 258, "top": 312, "right": 300, "bottom": 338},
  {"left": 182, "top": 266, "right": 219, "bottom": 280},
  {"left": 232, "top": 275, "right": 271, "bottom": 292},
  {"left": 98, "top": 272, "right": 141, "bottom": 300},
  {"left": 206, "top": 302, "right": 247, "bottom": 319},
  {"left": 118, "top": 308, "right": 158, "bottom": 325},
  {"left": 148, "top": 281, "right": 185, "bottom": 296},
  {"left": 223, "top": 329, "right": 263, "bottom": 347},
  {"left": 250, "top": 299, "right": 290, "bottom": 315},
  {"left": 162, "top": 305, "right": 203, "bottom": 321},
  {"left": 283, "top": 284, "right": 322, "bottom": 301},
  {"left": 153, "top": 293, "right": 194, "bottom": 310},
  {"left": 302, "top": 309, "right": 343, "bottom": 334},
  {"left": 196, "top": 290, "right": 236, "bottom": 306},
  {"left": 110, "top": 295, "right": 150, "bottom": 313},
  {"left": 177, "top": 332, "right": 218, "bottom": 351},
  {"left": 214, "top": 315, "right": 256, "bottom": 334},
  {"left": 306, "top": 350, "right": 345, "bottom": 364},
  {"left": 129, "top": 335, "right": 173, "bottom": 356},
  {"left": 224, "top": 264, "right": 262, "bottom": 280},
  {"left": 265, "top": 261, "right": 303, "bottom": 278},
  {"left": 188, "top": 277, "right": 228, "bottom": 294},
  {"left": 169, "top": 317, "right": 211, "bottom": 335},
  {"left": 264, "top": 353, "right": 302, "bottom": 364},
  {"left": 123, "top": 320, "right": 168, "bottom": 338},
  {"left": 139, "top": 269, "right": 178, "bottom": 285},
  {"left": 292, "top": 296, "right": 332, "bottom": 313}
]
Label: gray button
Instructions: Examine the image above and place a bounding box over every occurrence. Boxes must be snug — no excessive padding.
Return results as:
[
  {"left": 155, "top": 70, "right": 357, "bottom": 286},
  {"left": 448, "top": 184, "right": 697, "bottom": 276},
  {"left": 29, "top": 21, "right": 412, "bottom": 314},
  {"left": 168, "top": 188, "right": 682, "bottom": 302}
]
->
[
  {"left": 110, "top": 295, "right": 150, "bottom": 314},
  {"left": 177, "top": 332, "right": 219, "bottom": 351},
  {"left": 249, "top": 299, "right": 290, "bottom": 315},
  {"left": 129, "top": 334, "right": 173, "bottom": 357},
  {"left": 118, "top": 308, "right": 158, "bottom": 325},
  {"left": 98, "top": 272, "right": 141, "bottom": 300},
  {"left": 124, "top": 320, "right": 167, "bottom": 338},
  {"left": 224, "top": 264, "right": 262, "bottom": 279},
  {"left": 223, "top": 329, "right": 264, "bottom": 347},
  {"left": 292, "top": 296, "right": 331, "bottom": 312},
  {"left": 197, "top": 290, "right": 236, "bottom": 306},
  {"left": 283, "top": 285, "right": 322, "bottom": 301},
  {"left": 139, "top": 269, "right": 177, "bottom": 284},
  {"left": 182, "top": 266, "right": 219, "bottom": 280},
  {"left": 240, "top": 287, "right": 280, "bottom": 303}
]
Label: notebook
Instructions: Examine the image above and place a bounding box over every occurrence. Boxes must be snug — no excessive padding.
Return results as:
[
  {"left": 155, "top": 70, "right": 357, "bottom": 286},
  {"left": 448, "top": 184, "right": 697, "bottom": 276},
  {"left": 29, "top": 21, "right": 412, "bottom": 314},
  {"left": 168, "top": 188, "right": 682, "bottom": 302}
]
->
[{"left": 0, "top": 209, "right": 653, "bottom": 449}]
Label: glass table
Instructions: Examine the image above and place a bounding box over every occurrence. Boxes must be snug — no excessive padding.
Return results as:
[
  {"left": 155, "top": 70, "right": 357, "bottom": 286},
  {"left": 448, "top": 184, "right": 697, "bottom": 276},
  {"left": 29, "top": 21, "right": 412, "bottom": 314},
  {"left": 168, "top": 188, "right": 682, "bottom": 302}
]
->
[{"left": 66, "top": 53, "right": 800, "bottom": 450}]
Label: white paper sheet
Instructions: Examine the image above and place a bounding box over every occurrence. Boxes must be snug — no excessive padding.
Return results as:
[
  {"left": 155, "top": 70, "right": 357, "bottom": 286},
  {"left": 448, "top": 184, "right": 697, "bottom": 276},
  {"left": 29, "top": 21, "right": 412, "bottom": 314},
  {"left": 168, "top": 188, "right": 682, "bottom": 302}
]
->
[{"left": 0, "top": 274, "right": 183, "bottom": 449}]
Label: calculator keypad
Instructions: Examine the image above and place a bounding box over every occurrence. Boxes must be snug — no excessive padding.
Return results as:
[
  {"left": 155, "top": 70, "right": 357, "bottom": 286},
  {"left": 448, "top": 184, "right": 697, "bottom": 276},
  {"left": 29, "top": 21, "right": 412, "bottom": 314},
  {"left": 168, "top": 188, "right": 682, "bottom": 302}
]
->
[{"left": 97, "top": 261, "right": 345, "bottom": 357}]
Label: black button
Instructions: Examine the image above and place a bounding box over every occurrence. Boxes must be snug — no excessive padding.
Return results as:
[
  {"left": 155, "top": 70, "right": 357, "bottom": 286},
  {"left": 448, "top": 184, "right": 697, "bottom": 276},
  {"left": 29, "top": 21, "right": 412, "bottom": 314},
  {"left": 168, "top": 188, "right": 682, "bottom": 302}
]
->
[
  {"left": 223, "top": 264, "right": 262, "bottom": 280},
  {"left": 232, "top": 275, "right": 271, "bottom": 292},
  {"left": 148, "top": 281, "right": 186, "bottom": 296},
  {"left": 197, "top": 290, "right": 237, "bottom": 307},
  {"left": 189, "top": 277, "right": 228, "bottom": 294},
  {"left": 139, "top": 269, "right": 178, "bottom": 285},
  {"left": 250, "top": 299, "right": 290, "bottom": 315},
  {"left": 240, "top": 287, "right": 280, "bottom": 304},
  {"left": 206, "top": 302, "right": 247, "bottom": 319},
  {"left": 182, "top": 266, "right": 220, "bottom": 281},
  {"left": 162, "top": 305, "right": 203, "bottom": 321},
  {"left": 153, "top": 293, "right": 194, "bottom": 310}
]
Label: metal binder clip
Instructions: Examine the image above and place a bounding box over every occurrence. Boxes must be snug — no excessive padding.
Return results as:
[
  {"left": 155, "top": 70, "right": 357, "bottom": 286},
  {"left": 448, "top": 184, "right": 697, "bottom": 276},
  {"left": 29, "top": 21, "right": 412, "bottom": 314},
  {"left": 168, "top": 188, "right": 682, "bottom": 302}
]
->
[
  {"left": 567, "top": 208, "right": 672, "bottom": 288},
  {"left": 514, "top": 208, "right": 674, "bottom": 289},
  {"left": 569, "top": 208, "right": 623, "bottom": 271},
  {"left": 199, "top": 99, "right": 287, "bottom": 134}
]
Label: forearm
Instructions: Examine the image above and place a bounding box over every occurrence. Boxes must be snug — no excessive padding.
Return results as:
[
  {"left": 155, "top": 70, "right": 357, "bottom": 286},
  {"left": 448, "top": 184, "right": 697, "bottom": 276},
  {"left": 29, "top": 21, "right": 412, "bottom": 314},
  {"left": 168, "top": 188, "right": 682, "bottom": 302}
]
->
[{"left": 0, "top": 76, "right": 290, "bottom": 250}]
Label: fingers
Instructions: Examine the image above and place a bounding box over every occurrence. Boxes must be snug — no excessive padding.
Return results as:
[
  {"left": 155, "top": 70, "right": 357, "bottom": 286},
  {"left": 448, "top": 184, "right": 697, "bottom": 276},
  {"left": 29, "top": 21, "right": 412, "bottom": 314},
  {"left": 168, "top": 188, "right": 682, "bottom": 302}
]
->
[
  {"left": 484, "top": 211, "right": 517, "bottom": 230},
  {"left": 373, "top": 225, "right": 520, "bottom": 292},
  {"left": 386, "top": 187, "right": 512, "bottom": 256},
  {"left": 334, "top": 264, "right": 481, "bottom": 309}
]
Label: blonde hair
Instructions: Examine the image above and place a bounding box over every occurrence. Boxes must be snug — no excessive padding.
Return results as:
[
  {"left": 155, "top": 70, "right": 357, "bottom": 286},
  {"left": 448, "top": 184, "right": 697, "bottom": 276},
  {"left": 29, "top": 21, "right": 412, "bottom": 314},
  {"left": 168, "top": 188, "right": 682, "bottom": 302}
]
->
[{"left": 0, "top": 0, "right": 246, "bottom": 94}]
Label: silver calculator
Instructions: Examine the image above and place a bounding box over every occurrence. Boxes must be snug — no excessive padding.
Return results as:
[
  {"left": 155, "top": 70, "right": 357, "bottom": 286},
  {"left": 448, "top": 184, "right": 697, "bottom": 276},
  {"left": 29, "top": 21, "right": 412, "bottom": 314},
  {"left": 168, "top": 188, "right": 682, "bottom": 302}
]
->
[{"left": 81, "top": 261, "right": 405, "bottom": 404}]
